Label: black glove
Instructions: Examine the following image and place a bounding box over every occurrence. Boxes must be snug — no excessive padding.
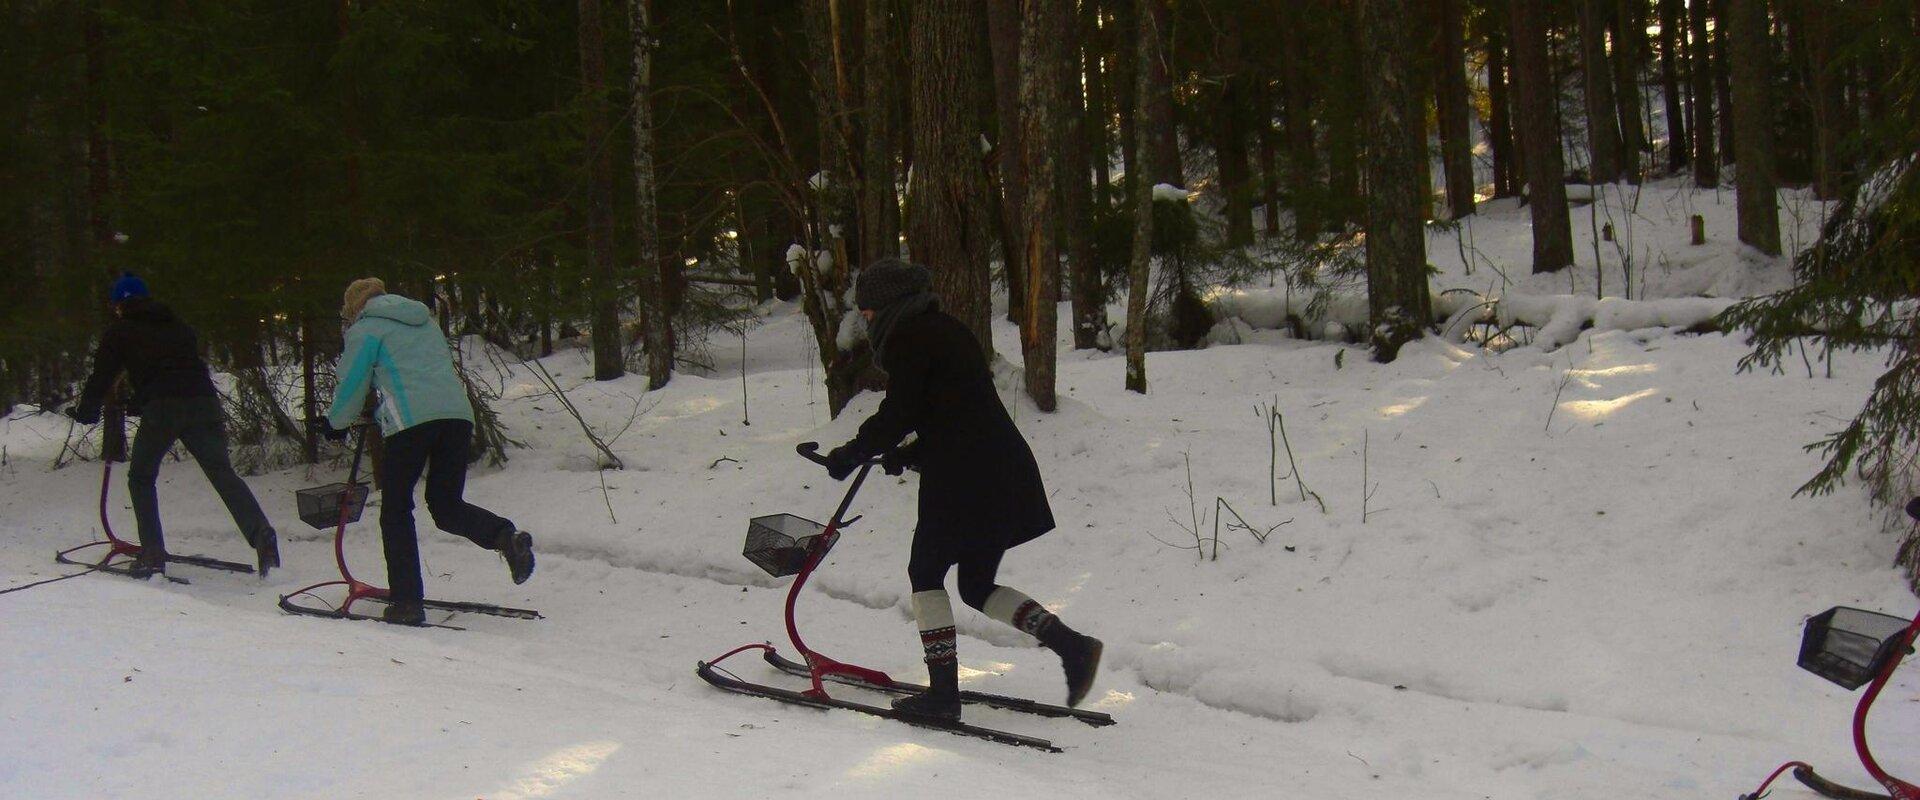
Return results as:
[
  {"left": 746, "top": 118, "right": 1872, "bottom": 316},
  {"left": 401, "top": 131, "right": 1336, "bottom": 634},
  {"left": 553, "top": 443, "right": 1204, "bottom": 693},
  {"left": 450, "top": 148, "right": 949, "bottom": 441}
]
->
[
  {"left": 1907, "top": 496, "right": 1920, "bottom": 523},
  {"left": 309, "top": 416, "right": 350, "bottom": 443},
  {"left": 824, "top": 443, "right": 864, "bottom": 481},
  {"left": 65, "top": 405, "right": 100, "bottom": 425},
  {"left": 881, "top": 442, "right": 920, "bottom": 476}
]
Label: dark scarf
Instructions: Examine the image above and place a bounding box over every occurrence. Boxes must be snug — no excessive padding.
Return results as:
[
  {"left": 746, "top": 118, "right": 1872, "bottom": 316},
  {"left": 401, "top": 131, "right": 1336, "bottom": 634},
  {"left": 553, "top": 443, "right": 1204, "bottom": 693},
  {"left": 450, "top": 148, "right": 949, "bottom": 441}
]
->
[{"left": 867, "top": 291, "right": 936, "bottom": 365}]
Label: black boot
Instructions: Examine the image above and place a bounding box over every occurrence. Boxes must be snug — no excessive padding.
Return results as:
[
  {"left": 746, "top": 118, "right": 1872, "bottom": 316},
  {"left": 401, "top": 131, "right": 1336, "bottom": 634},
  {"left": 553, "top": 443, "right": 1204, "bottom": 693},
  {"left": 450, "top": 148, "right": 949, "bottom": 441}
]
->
[
  {"left": 498, "top": 529, "right": 535, "bottom": 585},
  {"left": 254, "top": 529, "right": 280, "bottom": 579},
  {"left": 891, "top": 657, "right": 961, "bottom": 721},
  {"left": 126, "top": 550, "right": 168, "bottom": 579},
  {"left": 1038, "top": 622, "right": 1104, "bottom": 708},
  {"left": 382, "top": 599, "right": 426, "bottom": 626}
]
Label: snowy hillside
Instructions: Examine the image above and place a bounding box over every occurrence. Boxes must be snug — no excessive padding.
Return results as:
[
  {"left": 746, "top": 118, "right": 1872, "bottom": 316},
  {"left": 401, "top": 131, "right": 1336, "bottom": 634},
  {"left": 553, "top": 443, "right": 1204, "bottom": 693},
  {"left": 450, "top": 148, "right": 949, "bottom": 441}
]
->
[{"left": 2, "top": 181, "right": 1916, "bottom": 800}]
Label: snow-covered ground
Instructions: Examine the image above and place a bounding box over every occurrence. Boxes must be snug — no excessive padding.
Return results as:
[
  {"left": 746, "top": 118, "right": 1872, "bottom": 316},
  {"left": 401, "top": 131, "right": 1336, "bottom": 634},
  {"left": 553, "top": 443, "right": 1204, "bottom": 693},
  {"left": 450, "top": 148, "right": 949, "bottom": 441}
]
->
[{"left": 3, "top": 180, "right": 1915, "bottom": 799}]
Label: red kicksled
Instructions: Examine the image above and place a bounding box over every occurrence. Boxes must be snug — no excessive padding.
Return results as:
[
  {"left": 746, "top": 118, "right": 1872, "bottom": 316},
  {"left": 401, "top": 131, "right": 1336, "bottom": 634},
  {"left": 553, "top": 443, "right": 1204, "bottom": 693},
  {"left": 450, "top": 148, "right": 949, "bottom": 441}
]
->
[
  {"left": 1741, "top": 511, "right": 1920, "bottom": 800},
  {"left": 696, "top": 443, "right": 1112, "bottom": 753},
  {"left": 277, "top": 426, "right": 538, "bottom": 628},
  {"left": 55, "top": 431, "right": 253, "bottom": 582}
]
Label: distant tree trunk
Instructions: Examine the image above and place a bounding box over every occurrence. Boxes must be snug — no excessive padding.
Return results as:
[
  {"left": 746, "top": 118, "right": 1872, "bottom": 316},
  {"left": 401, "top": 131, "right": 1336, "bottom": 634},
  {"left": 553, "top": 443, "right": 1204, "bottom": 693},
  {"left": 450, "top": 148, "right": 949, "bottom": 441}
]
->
[
  {"left": 1486, "top": 14, "right": 1519, "bottom": 198},
  {"left": 1611, "top": 0, "right": 1648, "bottom": 183},
  {"left": 1142, "top": 0, "right": 1182, "bottom": 185},
  {"left": 1800, "top": 0, "right": 1845, "bottom": 199},
  {"left": 1712, "top": 0, "right": 1735, "bottom": 166},
  {"left": 909, "top": 0, "right": 996, "bottom": 354},
  {"left": 1435, "top": 0, "right": 1477, "bottom": 218},
  {"left": 862, "top": 0, "right": 901, "bottom": 263},
  {"left": 1359, "top": 0, "right": 1433, "bottom": 363},
  {"left": 1256, "top": 78, "right": 1282, "bottom": 236},
  {"left": 630, "top": 0, "right": 669, "bottom": 388},
  {"left": 1510, "top": 0, "right": 1575, "bottom": 273},
  {"left": 1213, "top": 26, "right": 1254, "bottom": 247},
  {"left": 1085, "top": 0, "right": 1113, "bottom": 211},
  {"left": 1324, "top": 4, "right": 1364, "bottom": 226},
  {"left": 1112, "top": 0, "right": 1138, "bottom": 199},
  {"left": 1579, "top": 0, "right": 1625, "bottom": 183},
  {"left": 1279, "top": 5, "right": 1322, "bottom": 237},
  {"left": 1688, "top": 0, "right": 1719, "bottom": 186},
  {"left": 1658, "top": 0, "right": 1691, "bottom": 173},
  {"left": 1068, "top": 4, "right": 1108, "bottom": 351},
  {"left": 1019, "top": 0, "right": 1069, "bottom": 411},
  {"left": 988, "top": 0, "right": 1028, "bottom": 325},
  {"left": 1727, "top": 0, "right": 1781, "bottom": 255},
  {"left": 807, "top": 0, "right": 859, "bottom": 287},
  {"left": 579, "top": 0, "right": 624, "bottom": 381},
  {"left": 1125, "top": 0, "right": 1160, "bottom": 394}
]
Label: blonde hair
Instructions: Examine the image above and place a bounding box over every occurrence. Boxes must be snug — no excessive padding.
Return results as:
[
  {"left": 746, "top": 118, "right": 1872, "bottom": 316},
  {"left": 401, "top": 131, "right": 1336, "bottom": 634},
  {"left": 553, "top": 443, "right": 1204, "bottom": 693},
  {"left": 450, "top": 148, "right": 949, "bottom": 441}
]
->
[{"left": 341, "top": 277, "right": 387, "bottom": 323}]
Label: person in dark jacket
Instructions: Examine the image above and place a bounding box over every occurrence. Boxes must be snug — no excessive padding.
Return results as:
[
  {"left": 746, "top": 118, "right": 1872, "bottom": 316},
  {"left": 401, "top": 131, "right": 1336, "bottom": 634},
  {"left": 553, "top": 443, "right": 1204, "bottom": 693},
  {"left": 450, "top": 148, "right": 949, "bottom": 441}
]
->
[
  {"left": 69, "top": 274, "right": 279, "bottom": 578},
  {"left": 824, "top": 258, "right": 1103, "bottom": 720},
  {"left": 317, "top": 278, "right": 534, "bottom": 626}
]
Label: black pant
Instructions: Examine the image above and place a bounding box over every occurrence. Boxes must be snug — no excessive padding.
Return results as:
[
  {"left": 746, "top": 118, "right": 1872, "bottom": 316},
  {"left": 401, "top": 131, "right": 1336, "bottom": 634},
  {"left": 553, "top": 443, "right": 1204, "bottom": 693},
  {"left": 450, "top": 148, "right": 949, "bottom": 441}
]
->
[
  {"left": 127, "top": 396, "right": 273, "bottom": 555},
  {"left": 379, "top": 419, "right": 512, "bottom": 602},
  {"left": 907, "top": 534, "right": 1005, "bottom": 610}
]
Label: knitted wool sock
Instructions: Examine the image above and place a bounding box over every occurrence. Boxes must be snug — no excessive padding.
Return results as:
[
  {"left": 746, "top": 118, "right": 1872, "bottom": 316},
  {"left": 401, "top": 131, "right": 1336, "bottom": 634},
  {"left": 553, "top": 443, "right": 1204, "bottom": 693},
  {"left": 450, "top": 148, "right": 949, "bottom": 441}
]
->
[
  {"left": 910, "top": 589, "right": 958, "bottom": 668},
  {"left": 982, "top": 586, "right": 1070, "bottom": 641}
]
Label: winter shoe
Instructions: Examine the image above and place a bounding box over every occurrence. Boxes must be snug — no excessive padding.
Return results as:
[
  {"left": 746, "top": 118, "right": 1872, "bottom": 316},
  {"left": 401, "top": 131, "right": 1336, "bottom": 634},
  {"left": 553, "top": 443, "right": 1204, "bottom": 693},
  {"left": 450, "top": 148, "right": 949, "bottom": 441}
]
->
[
  {"left": 984, "top": 587, "right": 1104, "bottom": 707},
  {"left": 254, "top": 529, "right": 280, "bottom": 579},
  {"left": 382, "top": 600, "right": 426, "bottom": 626},
  {"left": 891, "top": 657, "right": 962, "bottom": 721},
  {"left": 126, "top": 551, "right": 168, "bottom": 579},
  {"left": 498, "top": 530, "right": 535, "bottom": 585},
  {"left": 1049, "top": 631, "right": 1104, "bottom": 708}
]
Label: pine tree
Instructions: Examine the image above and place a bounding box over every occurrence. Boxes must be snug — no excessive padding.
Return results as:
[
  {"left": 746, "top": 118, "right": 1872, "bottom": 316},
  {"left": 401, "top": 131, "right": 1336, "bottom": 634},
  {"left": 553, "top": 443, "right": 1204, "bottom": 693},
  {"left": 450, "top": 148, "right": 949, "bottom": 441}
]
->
[
  {"left": 908, "top": 0, "right": 996, "bottom": 353},
  {"left": 1359, "top": 0, "right": 1433, "bottom": 362},
  {"left": 1509, "top": 0, "right": 1575, "bottom": 272},
  {"left": 1727, "top": 0, "right": 1780, "bottom": 255}
]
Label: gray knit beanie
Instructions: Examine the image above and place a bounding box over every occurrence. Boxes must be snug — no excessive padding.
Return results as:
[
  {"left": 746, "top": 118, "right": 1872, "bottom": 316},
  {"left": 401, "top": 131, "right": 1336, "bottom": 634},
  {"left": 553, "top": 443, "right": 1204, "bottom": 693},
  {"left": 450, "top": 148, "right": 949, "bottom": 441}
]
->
[{"left": 855, "top": 258, "right": 932, "bottom": 311}]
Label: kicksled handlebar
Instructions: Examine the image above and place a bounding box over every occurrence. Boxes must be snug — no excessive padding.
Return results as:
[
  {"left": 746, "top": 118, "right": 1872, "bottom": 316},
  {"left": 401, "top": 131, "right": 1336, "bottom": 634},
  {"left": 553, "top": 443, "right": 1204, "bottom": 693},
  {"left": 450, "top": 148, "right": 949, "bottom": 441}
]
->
[{"left": 795, "top": 441, "right": 885, "bottom": 467}]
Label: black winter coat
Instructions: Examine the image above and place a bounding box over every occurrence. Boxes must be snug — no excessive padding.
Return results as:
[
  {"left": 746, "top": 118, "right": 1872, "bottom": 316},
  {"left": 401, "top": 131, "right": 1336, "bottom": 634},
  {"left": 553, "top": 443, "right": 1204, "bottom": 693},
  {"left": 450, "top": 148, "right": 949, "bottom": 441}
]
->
[
  {"left": 76, "top": 299, "right": 218, "bottom": 418},
  {"left": 851, "top": 307, "right": 1054, "bottom": 558}
]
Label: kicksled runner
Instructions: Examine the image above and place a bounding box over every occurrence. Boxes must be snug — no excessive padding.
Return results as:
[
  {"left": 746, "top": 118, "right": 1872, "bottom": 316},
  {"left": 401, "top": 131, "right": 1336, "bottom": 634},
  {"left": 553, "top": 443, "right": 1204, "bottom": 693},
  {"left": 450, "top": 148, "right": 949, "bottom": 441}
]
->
[
  {"left": 277, "top": 426, "right": 539, "bottom": 629},
  {"left": 55, "top": 419, "right": 252, "bottom": 585},
  {"left": 697, "top": 443, "right": 1115, "bottom": 753}
]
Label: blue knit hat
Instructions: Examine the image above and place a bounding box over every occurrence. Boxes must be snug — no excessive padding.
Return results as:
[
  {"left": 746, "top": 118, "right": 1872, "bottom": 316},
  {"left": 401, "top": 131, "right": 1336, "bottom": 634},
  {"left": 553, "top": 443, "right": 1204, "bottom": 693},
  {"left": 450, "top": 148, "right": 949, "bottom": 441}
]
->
[{"left": 109, "top": 273, "right": 150, "bottom": 304}]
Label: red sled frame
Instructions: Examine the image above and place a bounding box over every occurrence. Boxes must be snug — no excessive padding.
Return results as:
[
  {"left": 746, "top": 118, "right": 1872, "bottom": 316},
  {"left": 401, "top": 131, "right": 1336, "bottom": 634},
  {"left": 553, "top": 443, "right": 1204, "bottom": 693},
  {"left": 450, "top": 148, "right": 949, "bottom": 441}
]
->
[
  {"left": 278, "top": 427, "right": 539, "bottom": 622},
  {"left": 55, "top": 448, "right": 254, "bottom": 576}
]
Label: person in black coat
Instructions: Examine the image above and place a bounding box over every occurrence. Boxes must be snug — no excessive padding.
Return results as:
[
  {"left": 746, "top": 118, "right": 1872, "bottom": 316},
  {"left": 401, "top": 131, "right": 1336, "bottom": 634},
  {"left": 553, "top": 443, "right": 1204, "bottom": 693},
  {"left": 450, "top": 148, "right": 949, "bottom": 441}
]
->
[
  {"left": 69, "top": 274, "right": 279, "bottom": 578},
  {"left": 825, "top": 258, "right": 1102, "bottom": 720}
]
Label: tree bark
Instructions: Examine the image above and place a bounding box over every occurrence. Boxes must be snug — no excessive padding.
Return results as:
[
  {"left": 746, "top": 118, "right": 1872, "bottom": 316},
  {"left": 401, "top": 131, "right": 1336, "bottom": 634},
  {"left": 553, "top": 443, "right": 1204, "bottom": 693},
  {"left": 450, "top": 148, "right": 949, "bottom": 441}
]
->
[
  {"left": 1658, "top": 0, "right": 1691, "bottom": 173},
  {"left": 579, "top": 0, "right": 624, "bottom": 381},
  {"left": 1141, "top": 0, "right": 1182, "bottom": 185},
  {"left": 1510, "top": 0, "right": 1575, "bottom": 273},
  {"left": 862, "top": 0, "right": 901, "bottom": 264},
  {"left": 630, "top": 0, "right": 670, "bottom": 388},
  {"left": 988, "top": 0, "right": 1028, "bottom": 324},
  {"left": 1727, "top": 0, "right": 1780, "bottom": 255},
  {"left": 1799, "top": 0, "right": 1845, "bottom": 199},
  {"left": 1579, "top": 0, "right": 1625, "bottom": 183},
  {"left": 1125, "top": 0, "right": 1160, "bottom": 394},
  {"left": 1359, "top": 0, "right": 1433, "bottom": 363},
  {"left": 1435, "top": 0, "right": 1477, "bottom": 219},
  {"left": 1279, "top": 4, "right": 1322, "bottom": 237},
  {"left": 807, "top": 0, "right": 859, "bottom": 287},
  {"left": 1712, "top": 0, "right": 1735, "bottom": 166},
  {"left": 1085, "top": 0, "right": 1113, "bottom": 211},
  {"left": 909, "top": 0, "right": 996, "bottom": 354},
  {"left": 1213, "top": 24, "right": 1254, "bottom": 247},
  {"left": 1256, "top": 78, "right": 1281, "bottom": 236},
  {"left": 1065, "top": 4, "right": 1105, "bottom": 351},
  {"left": 1688, "top": 0, "right": 1719, "bottom": 186},
  {"left": 1018, "top": 0, "right": 1068, "bottom": 411},
  {"left": 1486, "top": 13, "right": 1519, "bottom": 198},
  {"left": 1611, "top": 0, "right": 1648, "bottom": 183}
]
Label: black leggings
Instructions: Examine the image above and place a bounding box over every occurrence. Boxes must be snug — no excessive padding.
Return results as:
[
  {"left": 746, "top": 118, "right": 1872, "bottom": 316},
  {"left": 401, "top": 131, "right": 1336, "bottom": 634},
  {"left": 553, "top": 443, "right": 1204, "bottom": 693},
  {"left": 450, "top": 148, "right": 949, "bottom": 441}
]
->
[
  {"left": 907, "top": 534, "right": 1005, "bottom": 610},
  {"left": 379, "top": 419, "right": 514, "bottom": 601}
]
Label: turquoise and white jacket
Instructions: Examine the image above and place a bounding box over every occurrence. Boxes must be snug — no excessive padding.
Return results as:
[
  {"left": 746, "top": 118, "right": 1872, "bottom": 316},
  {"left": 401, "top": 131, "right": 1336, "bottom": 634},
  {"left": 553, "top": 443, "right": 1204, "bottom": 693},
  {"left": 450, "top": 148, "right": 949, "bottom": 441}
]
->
[{"left": 326, "top": 294, "right": 472, "bottom": 436}]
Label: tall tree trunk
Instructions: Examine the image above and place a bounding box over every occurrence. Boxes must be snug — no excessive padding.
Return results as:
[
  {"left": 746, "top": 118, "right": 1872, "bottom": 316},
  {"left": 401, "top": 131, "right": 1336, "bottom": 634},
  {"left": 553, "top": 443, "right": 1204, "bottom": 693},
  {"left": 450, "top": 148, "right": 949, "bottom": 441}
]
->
[
  {"left": 1279, "top": 4, "right": 1322, "bottom": 237},
  {"left": 1112, "top": 0, "right": 1138, "bottom": 203},
  {"left": 1214, "top": 24, "right": 1254, "bottom": 247},
  {"left": 1800, "top": 0, "right": 1845, "bottom": 199},
  {"left": 807, "top": 0, "right": 859, "bottom": 291},
  {"left": 1359, "top": 0, "right": 1432, "bottom": 363},
  {"left": 1611, "top": 0, "right": 1648, "bottom": 183},
  {"left": 1658, "top": 0, "right": 1691, "bottom": 173},
  {"left": 579, "top": 0, "right": 624, "bottom": 381},
  {"left": 1435, "top": 0, "right": 1477, "bottom": 218},
  {"left": 630, "top": 0, "right": 669, "bottom": 388},
  {"left": 1067, "top": 4, "right": 1106, "bottom": 351},
  {"left": 1323, "top": 2, "right": 1364, "bottom": 226},
  {"left": 1142, "top": 0, "right": 1182, "bottom": 185},
  {"left": 1510, "top": 0, "right": 1576, "bottom": 273},
  {"left": 1579, "top": 0, "right": 1625, "bottom": 183},
  {"left": 909, "top": 0, "right": 996, "bottom": 354},
  {"left": 1019, "top": 0, "right": 1068, "bottom": 411},
  {"left": 1085, "top": 0, "right": 1113, "bottom": 211},
  {"left": 1728, "top": 0, "right": 1780, "bottom": 255},
  {"left": 1125, "top": 0, "right": 1160, "bottom": 394},
  {"left": 988, "top": 0, "right": 1028, "bottom": 325},
  {"left": 1688, "top": 0, "right": 1719, "bottom": 186},
  {"left": 1712, "top": 0, "right": 1735, "bottom": 166},
  {"left": 1487, "top": 14, "right": 1519, "bottom": 198},
  {"left": 1256, "top": 78, "right": 1282, "bottom": 236},
  {"left": 862, "top": 0, "right": 901, "bottom": 263}
]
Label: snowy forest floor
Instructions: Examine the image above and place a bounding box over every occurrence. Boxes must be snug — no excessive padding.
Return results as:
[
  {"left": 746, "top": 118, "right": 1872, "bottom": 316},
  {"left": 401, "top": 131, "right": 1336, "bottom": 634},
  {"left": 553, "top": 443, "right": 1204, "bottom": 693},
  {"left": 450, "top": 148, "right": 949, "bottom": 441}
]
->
[{"left": 3, "top": 179, "right": 1917, "bottom": 799}]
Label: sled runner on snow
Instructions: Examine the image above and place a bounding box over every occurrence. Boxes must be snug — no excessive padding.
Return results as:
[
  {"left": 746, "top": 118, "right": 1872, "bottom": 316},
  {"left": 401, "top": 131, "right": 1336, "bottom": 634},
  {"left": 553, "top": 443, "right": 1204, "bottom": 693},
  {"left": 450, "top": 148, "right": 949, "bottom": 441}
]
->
[
  {"left": 696, "top": 443, "right": 1113, "bottom": 753},
  {"left": 55, "top": 444, "right": 253, "bottom": 585},
  {"left": 277, "top": 426, "right": 539, "bottom": 628}
]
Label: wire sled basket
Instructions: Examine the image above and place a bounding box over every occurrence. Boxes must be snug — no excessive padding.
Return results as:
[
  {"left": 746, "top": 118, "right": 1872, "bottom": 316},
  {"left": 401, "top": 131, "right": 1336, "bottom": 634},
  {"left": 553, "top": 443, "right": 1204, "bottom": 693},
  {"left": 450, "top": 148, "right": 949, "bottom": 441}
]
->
[
  {"left": 1798, "top": 606, "right": 1916, "bottom": 690},
  {"left": 296, "top": 482, "right": 371, "bottom": 530},
  {"left": 744, "top": 513, "right": 837, "bottom": 578}
]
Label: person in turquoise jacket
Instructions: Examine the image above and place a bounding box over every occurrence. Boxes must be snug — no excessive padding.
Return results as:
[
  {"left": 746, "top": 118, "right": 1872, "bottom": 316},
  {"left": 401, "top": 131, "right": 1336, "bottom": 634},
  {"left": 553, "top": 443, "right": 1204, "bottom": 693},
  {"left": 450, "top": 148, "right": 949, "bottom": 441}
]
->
[{"left": 320, "top": 278, "right": 535, "bottom": 625}]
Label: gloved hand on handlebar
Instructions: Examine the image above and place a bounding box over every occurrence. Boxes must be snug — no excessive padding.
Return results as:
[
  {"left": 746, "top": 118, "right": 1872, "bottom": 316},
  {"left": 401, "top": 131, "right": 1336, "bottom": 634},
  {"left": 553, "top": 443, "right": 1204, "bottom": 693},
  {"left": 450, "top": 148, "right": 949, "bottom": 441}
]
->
[
  {"left": 825, "top": 443, "right": 867, "bottom": 481},
  {"left": 881, "top": 440, "right": 921, "bottom": 476},
  {"left": 308, "top": 415, "right": 351, "bottom": 443}
]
